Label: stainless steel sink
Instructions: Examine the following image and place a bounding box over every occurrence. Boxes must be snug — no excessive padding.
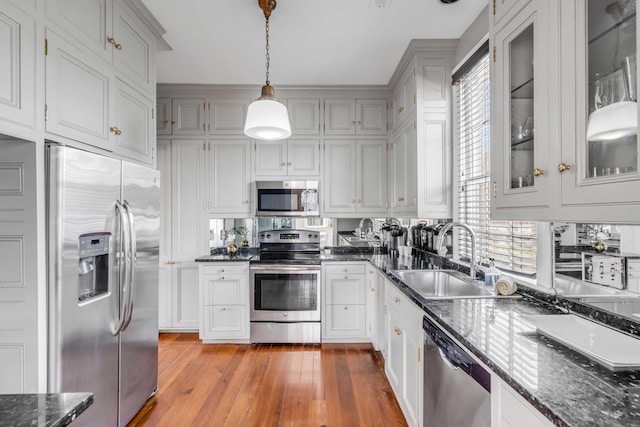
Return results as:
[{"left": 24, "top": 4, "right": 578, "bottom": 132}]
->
[{"left": 389, "top": 269, "right": 495, "bottom": 299}]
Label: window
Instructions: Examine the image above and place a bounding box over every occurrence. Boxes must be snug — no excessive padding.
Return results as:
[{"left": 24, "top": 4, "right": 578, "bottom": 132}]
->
[{"left": 455, "top": 46, "right": 537, "bottom": 274}]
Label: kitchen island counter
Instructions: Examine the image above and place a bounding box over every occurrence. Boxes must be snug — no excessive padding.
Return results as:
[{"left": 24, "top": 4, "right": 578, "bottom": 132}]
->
[{"left": 0, "top": 393, "right": 93, "bottom": 427}]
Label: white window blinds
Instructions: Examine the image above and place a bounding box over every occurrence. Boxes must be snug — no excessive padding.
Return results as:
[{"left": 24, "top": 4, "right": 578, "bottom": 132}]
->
[{"left": 455, "top": 51, "right": 537, "bottom": 274}]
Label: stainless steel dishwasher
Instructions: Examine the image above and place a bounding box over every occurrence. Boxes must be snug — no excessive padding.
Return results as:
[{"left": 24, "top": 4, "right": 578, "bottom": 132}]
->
[{"left": 423, "top": 316, "right": 491, "bottom": 427}]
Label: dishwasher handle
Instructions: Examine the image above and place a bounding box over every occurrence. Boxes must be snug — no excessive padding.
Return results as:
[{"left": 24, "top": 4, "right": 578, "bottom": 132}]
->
[{"left": 438, "top": 347, "right": 460, "bottom": 371}]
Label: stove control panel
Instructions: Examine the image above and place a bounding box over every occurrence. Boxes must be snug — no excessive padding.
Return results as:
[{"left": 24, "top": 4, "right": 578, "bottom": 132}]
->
[{"left": 258, "top": 229, "right": 320, "bottom": 244}]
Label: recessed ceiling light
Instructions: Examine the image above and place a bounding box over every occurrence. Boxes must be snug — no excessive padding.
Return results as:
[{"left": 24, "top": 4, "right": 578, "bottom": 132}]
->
[{"left": 369, "top": 0, "right": 392, "bottom": 9}]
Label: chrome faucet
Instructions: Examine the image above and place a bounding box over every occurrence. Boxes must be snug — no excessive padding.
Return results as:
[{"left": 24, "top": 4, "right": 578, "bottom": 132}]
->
[{"left": 435, "top": 222, "right": 478, "bottom": 280}]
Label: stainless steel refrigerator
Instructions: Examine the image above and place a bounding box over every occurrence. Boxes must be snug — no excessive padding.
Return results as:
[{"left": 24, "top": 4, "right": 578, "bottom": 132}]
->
[{"left": 46, "top": 144, "right": 160, "bottom": 427}]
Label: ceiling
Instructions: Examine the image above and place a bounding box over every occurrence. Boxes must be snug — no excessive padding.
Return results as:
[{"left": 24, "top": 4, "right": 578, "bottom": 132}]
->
[{"left": 141, "top": 0, "right": 488, "bottom": 87}]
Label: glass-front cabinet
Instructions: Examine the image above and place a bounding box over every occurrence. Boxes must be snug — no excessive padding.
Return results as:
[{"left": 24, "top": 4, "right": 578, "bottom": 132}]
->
[
  {"left": 560, "top": 0, "right": 640, "bottom": 220},
  {"left": 491, "top": 0, "right": 552, "bottom": 214}
]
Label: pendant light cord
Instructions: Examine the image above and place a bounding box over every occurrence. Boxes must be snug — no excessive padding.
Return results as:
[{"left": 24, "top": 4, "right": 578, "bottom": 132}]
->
[{"left": 265, "top": 16, "right": 270, "bottom": 86}]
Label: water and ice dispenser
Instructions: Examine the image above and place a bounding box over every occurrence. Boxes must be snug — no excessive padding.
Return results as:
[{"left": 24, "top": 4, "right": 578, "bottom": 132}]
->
[{"left": 78, "top": 233, "right": 110, "bottom": 302}]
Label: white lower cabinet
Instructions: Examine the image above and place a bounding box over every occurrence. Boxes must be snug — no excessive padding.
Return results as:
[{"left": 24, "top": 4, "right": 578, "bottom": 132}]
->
[
  {"left": 322, "top": 263, "right": 368, "bottom": 342},
  {"left": 199, "top": 263, "right": 250, "bottom": 343},
  {"left": 492, "top": 376, "right": 553, "bottom": 427},
  {"left": 385, "top": 280, "right": 424, "bottom": 427}
]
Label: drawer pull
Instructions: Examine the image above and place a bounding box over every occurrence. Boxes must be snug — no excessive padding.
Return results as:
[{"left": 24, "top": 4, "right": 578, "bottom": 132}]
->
[
  {"left": 394, "top": 327, "right": 402, "bottom": 335},
  {"left": 344, "top": 305, "right": 348, "bottom": 310},
  {"left": 394, "top": 297, "right": 400, "bottom": 303},
  {"left": 220, "top": 276, "right": 224, "bottom": 280},
  {"left": 343, "top": 268, "right": 348, "bottom": 272},
  {"left": 344, "top": 275, "right": 348, "bottom": 279}
]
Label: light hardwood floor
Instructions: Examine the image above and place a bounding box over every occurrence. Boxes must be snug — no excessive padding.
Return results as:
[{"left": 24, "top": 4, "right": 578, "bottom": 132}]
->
[{"left": 127, "top": 333, "right": 408, "bottom": 427}]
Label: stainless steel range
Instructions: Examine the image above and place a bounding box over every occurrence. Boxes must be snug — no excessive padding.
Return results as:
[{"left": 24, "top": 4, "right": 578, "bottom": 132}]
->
[{"left": 250, "top": 229, "right": 321, "bottom": 343}]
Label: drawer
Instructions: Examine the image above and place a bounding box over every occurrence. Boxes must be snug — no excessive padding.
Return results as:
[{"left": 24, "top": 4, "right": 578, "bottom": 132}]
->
[
  {"left": 325, "top": 263, "right": 366, "bottom": 275},
  {"left": 202, "top": 305, "right": 247, "bottom": 339},
  {"left": 201, "top": 264, "right": 248, "bottom": 275},
  {"left": 385, "top": 280, "right": 423, "bottom": 325}
]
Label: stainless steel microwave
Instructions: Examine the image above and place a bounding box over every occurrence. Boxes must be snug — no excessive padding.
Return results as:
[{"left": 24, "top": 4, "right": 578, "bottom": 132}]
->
[{"left": 255, "top": 181, "right": 319, "bottom": 217}]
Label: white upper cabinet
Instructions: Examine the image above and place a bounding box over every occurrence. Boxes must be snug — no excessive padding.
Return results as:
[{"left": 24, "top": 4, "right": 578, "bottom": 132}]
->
[
  {"left": 46, "top": 0, "right": 155, "bottom": 95},
  {"left": 388, "top": 41, "right": 455, "bottom": 218},
  {"left": 0, "top": 2, "right": 37, "bottom": 138},
  {"left": 112, "top": 78, "right": 154, "bottom": 163},
  {"left": 491, "top": 0, "right": 640, "bottom": 222},
  {"left": 492, "top": 0, "right": 526, "bottom": 28},
  {"left": 45, "top": 30, "right": 112, "bottom": 150},
  {"left": 206, "top": 139, "right": 252, "bottom": 216},
  {"left": 207, "top": 98, "right": 250, "bottom": 134},
  {"left": 171, "top": 98, "right": 206, "bottom": 135},
  {"left": 253, "top": 139, "right": 321, "bottom": 178},
  {"left": 45, "top": 0, "right": 113, "bottom": 63},
  {"left": 112, "top": 1, "right": 155, "bottom": 94},
  {"left": 323, "top": 139, "right": 387, "bottom": 215},
  {"left": 324, "top": 98, "right": 387, "bottom": 135},
  {"left": 491, "top": 0, "right": 552, "bottom": 217},
  {"left": 156, "top": 97, "right": 172, "bottom": 135},
  {"left": 288, "top": 98, "right": 320, "bottom": 135}
]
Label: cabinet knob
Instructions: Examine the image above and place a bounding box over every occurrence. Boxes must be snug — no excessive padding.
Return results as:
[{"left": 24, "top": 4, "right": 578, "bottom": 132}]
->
[
  {"left": 221, "top": 307, "right": 227, "bottom": 311},
  {"left": 221, "top": 268, "right": 225, "bottom": 272},
  {"left": 344, "top": 275, "right": 348, "bottom": 279},
  {"left": 533, "top": 168, "right": 545, "bottom": 177},
  {"left": 398, "top": 107, "right": 404, "bottom": 113},
  {"left": 288, "top": 162, "right": 292, "bottom": 166},
  {"left": 357, "top": 199, "right": 362, "bottom": 203},
  {"left": 394, "top": 297, "right": 400, "bottom": 303},
  {"left": 398, "top": 197, "right": 405, "bottom": 202},
  {"left": 394, "top": 327, "right": 402, "bottom": 335},
  {"left": 108, "top": 36, "right": 116, "bottom": 45},
  {"left": 171, "top": 120, "right": 176, "bottom": 125},
  {"left": 558, "top": 163, "right": 572, "bottom": 173},
  {"left": 344, "top": 305, "right": 348, "bottom": 310},
  {"left": 220, "top": 276, "right": 225, "bottom": 280},
  {"left": 281, "top": 162, "right": 286, "bottom": 166},
  {"left": 165, "top": 260, "right": 172, "bottom": 265},
  {"left": 351, "top": 120, "right": 356, "bottom": 125},
  {"left": 343, "top": 268, "right": 348, "bottom": 272},
  {"left": 356, "top": 120, "right": 362, "bottom": 125},
  {"left": 109, "top": 126, "right": 122, "bottom": 136},
  {"left": 163, "top": 120, "right": 170, "bottom": 124},
  {"left": 115, "top": 43, "right": 122, "bottom": 50},
  {"left": 352, "top": 199, "right": 357, "bottom": 203}
]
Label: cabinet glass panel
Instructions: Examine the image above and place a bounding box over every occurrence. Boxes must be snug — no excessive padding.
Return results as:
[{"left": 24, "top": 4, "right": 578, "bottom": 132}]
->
[
  {"left": 509, "top": 24, "right": 534, "bottom": 190},
  {"left": 586, "top": 0, "right": 638, "bottom": 178}
]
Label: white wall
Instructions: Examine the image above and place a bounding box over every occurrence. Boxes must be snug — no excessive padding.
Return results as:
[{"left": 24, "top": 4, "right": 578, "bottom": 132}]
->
[{"left": 454, "top": 5, "right": 489, "bottom": 68}]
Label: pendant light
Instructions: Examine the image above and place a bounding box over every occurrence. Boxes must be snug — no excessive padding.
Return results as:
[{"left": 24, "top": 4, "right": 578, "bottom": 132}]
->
[{"left": 244, "top": 0, "right": 291, "bottom": 141}]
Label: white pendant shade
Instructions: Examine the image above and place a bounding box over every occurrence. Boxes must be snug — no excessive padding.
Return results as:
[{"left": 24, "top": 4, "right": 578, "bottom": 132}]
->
[
  {"left": 244, "top": 99, "right": 291, "bottom": 140},
  {"left": 586, "top": 101, "right": 638, "bottom": 141}
]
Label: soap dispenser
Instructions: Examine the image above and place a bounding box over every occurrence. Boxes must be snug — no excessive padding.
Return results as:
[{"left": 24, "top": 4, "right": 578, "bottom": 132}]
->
[{"left": 484, "top": 258, "right": 500, "bottom": 288}]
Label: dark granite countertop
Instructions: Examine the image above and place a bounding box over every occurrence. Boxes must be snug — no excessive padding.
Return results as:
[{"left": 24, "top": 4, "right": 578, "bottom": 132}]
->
[
  {"left": 368, "top": 253, "right": 640, "bottom": 427},
  {"left": 0, "top": 393, "right": 93, "bottom": 427},
  {"left": 195, "top": 247, "right": 257, "bottom": 262}
]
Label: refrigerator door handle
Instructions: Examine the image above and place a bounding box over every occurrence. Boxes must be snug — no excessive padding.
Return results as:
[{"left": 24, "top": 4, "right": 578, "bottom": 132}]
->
[
  {"left": 114, "top": 200, "right": 131, "bottom": 336},
  {"left": 121, "top": 200, "right": 137, "bottom": 331}
]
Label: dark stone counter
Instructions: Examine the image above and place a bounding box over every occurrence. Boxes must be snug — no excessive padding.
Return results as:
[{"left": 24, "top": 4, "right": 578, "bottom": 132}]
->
[
  {"left": 368, "top": 253, "right": 640, "bottom": 427},
  {"left": 0, "top": 393, "right": 93, "bottom": 427},
  {"left": 195, "top": 247, "right": 257, "bottom": 262}
]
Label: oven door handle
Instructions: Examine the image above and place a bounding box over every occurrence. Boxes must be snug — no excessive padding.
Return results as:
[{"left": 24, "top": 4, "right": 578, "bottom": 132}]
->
[{"left": 250, "top": 265, "right": 321, "bottom": 273}]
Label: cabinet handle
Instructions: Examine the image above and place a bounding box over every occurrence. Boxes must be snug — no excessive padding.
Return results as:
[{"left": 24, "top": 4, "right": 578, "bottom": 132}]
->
[
  {"left": 171, "top": 120, "right": 176, "bottom": 124},
  {"left": 394, "top": 327, "right": 402, "bottom": 335},
  {"left": 344, "top": 305, "right": 348, "bottom": 310},
  {"left": 558, "top": 163, "right": 572, "bottom": 173},
  {"left": 221, "top": 268, "right": 225, "bottom": 272},
  {"left": 357, "top": 199, "right": 362, "bottom": 203},
  {"left": 398, "top": 107, "right": 404, "bottom": 113},
  {"left": 394, "top": 297, "right": 400, "bottom": 303},
  {"left": 110, "top": 126, "right": 122, "bottom": 136},
  {"left": 533, "top": 168, "right": 545, "bottom": 177},
  {"left": 398, "top": 197, "right": 405, "bottom": 202},
  {"left": 163, "top": 120, "right": 170, "bottom": 124},
  {"left": 351, "top": 120, "right": 356, "bottom": 125}
]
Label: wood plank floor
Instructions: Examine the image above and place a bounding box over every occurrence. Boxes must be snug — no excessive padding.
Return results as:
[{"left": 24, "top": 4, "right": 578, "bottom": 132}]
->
[{"left": 128, "top": 333, "right": 408, "bottom": 427}]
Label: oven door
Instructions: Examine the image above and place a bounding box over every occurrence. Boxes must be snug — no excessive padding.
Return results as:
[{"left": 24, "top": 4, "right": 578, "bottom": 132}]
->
[{"left": 250, "top": 265, "right": 321, "bottom": 322}]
